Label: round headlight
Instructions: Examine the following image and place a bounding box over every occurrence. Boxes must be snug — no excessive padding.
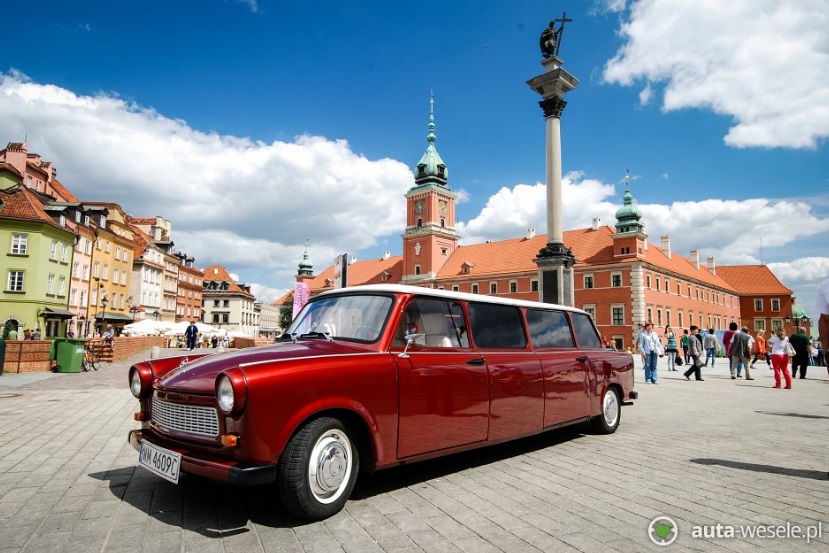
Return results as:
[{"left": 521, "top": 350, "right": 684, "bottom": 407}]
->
[
  {"left": 130, "top": 369, "right": 142, "bottom": 398},
  {"left": 217, "top": 374, "right": 234, "bottom": 414}
]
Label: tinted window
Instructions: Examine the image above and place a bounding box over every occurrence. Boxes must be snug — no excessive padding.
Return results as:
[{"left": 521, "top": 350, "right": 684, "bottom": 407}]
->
[
  {"left": 468, "top": 303, "right": 527, "bottom": 349},
  {"left": 571, "top": 313, "right": 602, "bottom": 348},
  {"left": 527, "top": 309, "right": 574, "bottom": 348}
]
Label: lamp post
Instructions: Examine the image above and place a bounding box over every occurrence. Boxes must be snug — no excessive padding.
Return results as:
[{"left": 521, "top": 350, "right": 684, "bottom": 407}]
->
[
  {"left": 153, "top": 310, "right": 160, "bottom": 321},
  {"left": 130, "top": 306, "right": 139, "bottom": 321},
  {"left": 101, "top": 294, "right": 108, "bottom": 336}
]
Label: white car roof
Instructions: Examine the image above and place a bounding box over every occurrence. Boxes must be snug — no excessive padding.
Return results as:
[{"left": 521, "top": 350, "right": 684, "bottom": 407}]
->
[{"left": 315, "top": 283, "right": 587, "bottom": 315}]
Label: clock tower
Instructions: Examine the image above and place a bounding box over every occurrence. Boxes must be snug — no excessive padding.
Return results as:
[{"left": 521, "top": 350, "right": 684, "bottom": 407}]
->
[{"left": 402, "top": 95, "right": 458, "bottom": 284}]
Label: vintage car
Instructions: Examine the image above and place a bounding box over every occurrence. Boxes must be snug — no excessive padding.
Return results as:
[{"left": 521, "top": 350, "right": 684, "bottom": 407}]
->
[{"left": 128, "top": 284, "right": 636, "bottom": 520}]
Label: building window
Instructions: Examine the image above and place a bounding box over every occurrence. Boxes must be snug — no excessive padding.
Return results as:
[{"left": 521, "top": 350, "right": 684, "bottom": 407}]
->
[
  {"left": 611, "top": 273, "right": 622, "bottom": 287},
  {"left": 213, "top": 300, "right": 220, "bottom": 307},
  {"left": 47, "top": 274, "right": 55, "bottom": 294},
  {"left": 50, "top": 240, "right": 58, "bottom": 260},
  {"left": 771, "top": 318, "right": 783, "bottom": 330},
  {"left": 11, "top": 234, "right": 28, "bottom": 255},
  {"left": 646, "top": 275, "right": 651, "bottom": 288},
  {"left": 414, "top": 264, "right": 421, "bottom": 275},
  {"left": 656, "top": 277, "right": 661, "bottom": 291},
  {"left": 584, "top": 275, "right": 594, "bottom": 289},
  {"left": 754, "top": 319, "right": 766, "bottom": 332},
  {"left": 664, "top": 278, "right": 669, "bottom": 292},
  {"left": 531, "top": 279, "right": 538, "bottom": 292},
  {"left": 611, "top": 306, "right": 624, "bottom": 326},
  {"left": 490, "top": 282, "right": 497, "bottom": 294},
  {"left": 7, "top": 270, "right": 24, "bottom": 291},
  {"left": 583, "top": 305, "right": 596, "bottom": 319},
  {"left": 666, "top": 311, "right": 672, "bottom": 326},
  {"left": 441, "top": 248, "right": 447, "bottom": 256},
  {"left": 72, "top": 262, "right": 79, "bottom": 277},
  {"left": 771, "top": 298, "right": 780, "bottom": 311},
  {"left": 70, "top": 288, "right": 77, "bottom": 306},
  {"left": 679, "top": 312, "right": 684, "bottom": 328},
  {"left": 472, "top": 283, "right": 479, "bottom": 294},
  {"left": 83, "top": 265, "right": 90, "bottom": 280},
  {"left": 416, "top": 218, "right": 422, "bottom": 228},
  {"left": 58, "top": 276, "right": 66, "bottom": 296},
  {"left": 104, "top": 241, "right": 111, "bottom": 253},
  {"left": 452, "top": 285, "right": 459, "bottom": 292},
  {"left": 754, "top": 299, "right": 763, "bottom": 311},
  {"left": 677, "top": 282, "right": 681, "bottom": 295},
  {"left": 647, "top": 307, "right": 653, "bottom": 323},
  {"left": 657, "top": 309, "right": 663, "bottom": 326},
  {"left": 509, "top": 281, "right": 517, "bottom": 293},
  {"left": 102, "top": 264, "right": 109, "bottom": 280}
]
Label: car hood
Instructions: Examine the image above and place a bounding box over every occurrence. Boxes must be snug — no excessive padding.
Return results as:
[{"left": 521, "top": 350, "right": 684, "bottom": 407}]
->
[{"left": 155, "top": 340, "right": 373, "bottom": 393}]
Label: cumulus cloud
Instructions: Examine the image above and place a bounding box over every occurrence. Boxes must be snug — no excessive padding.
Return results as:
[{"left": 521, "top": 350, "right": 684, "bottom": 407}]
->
[
  {"left": 0, "top": 72, "right": 413, "bottom": 288},
  {"left": 458, "top": 172, "right": 618, "bottom": 244},
  {"left": 603, "top": 0, "right": 829, "bottom": 149}
]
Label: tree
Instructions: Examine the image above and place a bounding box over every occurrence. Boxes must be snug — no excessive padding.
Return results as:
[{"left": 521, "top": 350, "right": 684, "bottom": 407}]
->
[{"left": 279, "top": 291, "right": 294, "bottom": 331}]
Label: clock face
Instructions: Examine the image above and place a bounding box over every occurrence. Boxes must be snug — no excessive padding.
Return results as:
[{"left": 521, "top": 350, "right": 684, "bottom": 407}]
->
[
  {"left": 415, "top": 199, "right": 425, "bottom": 215},
  {"left": 438, "top": 200, "right": 447, "bottom": 215}
]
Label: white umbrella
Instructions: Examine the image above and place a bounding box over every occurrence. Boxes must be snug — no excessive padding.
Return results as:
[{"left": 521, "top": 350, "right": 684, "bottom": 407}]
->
[{"left": 122, "top": 319, "right": 172, "bottom": 336}]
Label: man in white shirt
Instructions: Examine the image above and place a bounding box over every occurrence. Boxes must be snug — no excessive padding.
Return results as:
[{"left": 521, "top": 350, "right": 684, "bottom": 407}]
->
[{"left": 638, "top": 322, "right": 664, "bottom": 384}]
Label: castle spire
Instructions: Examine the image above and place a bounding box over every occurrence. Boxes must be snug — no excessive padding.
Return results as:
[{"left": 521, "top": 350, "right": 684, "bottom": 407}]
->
[{"left": 413, "top": 93, "right": 449, "bottom": 188}]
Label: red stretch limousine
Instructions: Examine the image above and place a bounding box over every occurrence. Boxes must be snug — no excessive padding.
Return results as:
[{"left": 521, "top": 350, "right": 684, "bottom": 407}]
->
[{"left": 128, "top": 284, "right": 636, "bottom": 520}]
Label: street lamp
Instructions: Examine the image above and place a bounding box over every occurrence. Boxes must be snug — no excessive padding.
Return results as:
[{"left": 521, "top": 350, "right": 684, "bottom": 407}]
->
[
  {"left": 100, "top": 294, "right": 108, "bottom": 335},
  {"left": 130, "top": 306, "right": 139, "bottom": 321},
  {"left": 152, "top": 310, "right": 160, "bottom": 321}
]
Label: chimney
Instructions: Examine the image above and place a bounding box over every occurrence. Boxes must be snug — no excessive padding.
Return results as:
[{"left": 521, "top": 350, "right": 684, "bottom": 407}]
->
[
  {"left": 660, "top": 235, "right": 671, "bottom": 259},
  {"left": 591, "top": 218, "right": 601, "bottom": 231},
  {"left": 526, "top": 228, "right": 536, "bottom": 239},
  {"left": 707, "top": 256, "right": 716, "bottom": 275},
  {"left": 690, "top": 249, "right": 700, "bottom": 269},
  {"left": 350, "top": 256, "right": 357, "bottom": 265},
  {"left": 383, "top": 251, "right": 390, "bottom": 260}
]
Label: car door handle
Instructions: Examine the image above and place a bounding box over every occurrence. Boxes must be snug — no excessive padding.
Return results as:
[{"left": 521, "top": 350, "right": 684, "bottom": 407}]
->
[
  {"left": 466, "top": 357, "right": 486, "bottom": 365},
  {"left": 576, "top": 356, "right": 588, "bottom": 363}
]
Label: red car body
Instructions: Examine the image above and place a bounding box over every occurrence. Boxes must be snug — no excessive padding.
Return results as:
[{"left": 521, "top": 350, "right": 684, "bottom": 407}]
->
[{"left": 128, "top": 284, "right": 636, "bottom": 520}]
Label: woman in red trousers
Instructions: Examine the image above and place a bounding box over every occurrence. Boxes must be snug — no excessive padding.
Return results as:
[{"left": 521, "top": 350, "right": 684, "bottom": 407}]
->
[{"left": 767, "top": 327, "right": 793, "bottom": 389}]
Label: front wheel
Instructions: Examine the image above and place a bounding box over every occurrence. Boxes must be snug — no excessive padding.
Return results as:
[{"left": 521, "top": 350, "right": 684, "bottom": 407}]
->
[
  {"left": 277, "top": 417, "right": 359, "bottom": 521},
  {"left": 591, "top": 387, "right": 621, "bottom": 434}
]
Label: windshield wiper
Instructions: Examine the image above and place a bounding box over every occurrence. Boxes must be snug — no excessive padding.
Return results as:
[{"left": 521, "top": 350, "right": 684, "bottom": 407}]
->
[{"left": 298, "top": 331, "right": 334, "bottom": 342}]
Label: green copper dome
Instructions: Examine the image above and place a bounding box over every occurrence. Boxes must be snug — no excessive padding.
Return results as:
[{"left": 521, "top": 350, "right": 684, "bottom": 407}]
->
[
  {"left": 615, "top": 170, "right": 645, "bottom": 234},
  {"left": 413, "top": 94, "right": 449, "bottom": 187}
]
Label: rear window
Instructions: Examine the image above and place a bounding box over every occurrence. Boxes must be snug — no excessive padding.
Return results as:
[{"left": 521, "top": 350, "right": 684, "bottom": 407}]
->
[
  {"left": 468, "top": 303, "right": 527, "bottom": 349},
  {"left": 527, "top": 309, "right": 574, "bottom": 348},
  {"left": 571, "top": 312, "right": 602, "bottom": 348}
]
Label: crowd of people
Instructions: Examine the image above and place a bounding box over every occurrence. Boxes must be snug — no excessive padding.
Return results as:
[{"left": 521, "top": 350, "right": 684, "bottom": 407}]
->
[{"left": 633, "top": 277, "right": 829, "bottom": 387}]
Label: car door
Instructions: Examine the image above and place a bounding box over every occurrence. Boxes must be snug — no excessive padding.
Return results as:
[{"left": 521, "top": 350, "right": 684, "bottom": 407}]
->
[
  {"left": 394, "top": 298, "right": 489, "bottom": 459},
  {"left": 526, "top": 308, "right": 590, "bottom": 426}
]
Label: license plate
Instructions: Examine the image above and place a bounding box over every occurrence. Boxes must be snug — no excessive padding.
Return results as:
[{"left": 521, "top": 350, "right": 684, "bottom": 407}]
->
[{"left": 138, "top": 440, "right": 182, "bottom": 484}]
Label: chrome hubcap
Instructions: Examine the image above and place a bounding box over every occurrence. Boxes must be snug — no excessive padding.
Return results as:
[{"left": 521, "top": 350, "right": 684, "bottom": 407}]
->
[
  {"left": 603, "top": 391, "right": 619, "bottom": 427},
  {"left": 309, "top": 430, "right": 352, "bottom": 503}
]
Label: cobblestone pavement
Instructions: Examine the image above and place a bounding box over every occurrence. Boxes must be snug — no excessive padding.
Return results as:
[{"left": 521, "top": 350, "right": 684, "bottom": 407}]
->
[{"left": 0, "top": 350, "right": 827, "bottom": 552}]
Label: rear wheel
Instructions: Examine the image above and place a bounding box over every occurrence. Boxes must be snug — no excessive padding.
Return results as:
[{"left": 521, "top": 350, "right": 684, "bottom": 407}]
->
[
  {"left": 591, "top": 387, "right": 620, "bottom": 434},
  {"left": 277, "top": 417, "right": 359, "bottom": 521}
]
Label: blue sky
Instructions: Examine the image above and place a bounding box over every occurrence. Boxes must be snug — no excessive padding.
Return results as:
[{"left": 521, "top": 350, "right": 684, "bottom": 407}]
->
[{"left": 2, "top": 0, "right": 828, "bottom": 313}]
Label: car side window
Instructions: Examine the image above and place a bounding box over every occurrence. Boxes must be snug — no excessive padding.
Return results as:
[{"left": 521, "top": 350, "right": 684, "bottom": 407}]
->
[
  {"left": 527, "top": 309, "right": 574, "bottom": 348},
  {"left": 468, "top": 303, "right": 527, "bottom": 349},
  {"left": 395, "top": 298, "right": 468, "bottom": 348},
  {"left": 571, "top": 312, "right": 603, "bottom": 348}
]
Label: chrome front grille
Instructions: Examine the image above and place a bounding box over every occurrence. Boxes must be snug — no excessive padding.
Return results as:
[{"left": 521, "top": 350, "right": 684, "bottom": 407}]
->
[{"left": 151, "top": 397, "right": 219, "bottom": 437}]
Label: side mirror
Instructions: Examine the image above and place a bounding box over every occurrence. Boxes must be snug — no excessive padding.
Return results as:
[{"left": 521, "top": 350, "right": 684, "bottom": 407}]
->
[{"left": 398, "top": 333, "right": 424, "bottom": 359}]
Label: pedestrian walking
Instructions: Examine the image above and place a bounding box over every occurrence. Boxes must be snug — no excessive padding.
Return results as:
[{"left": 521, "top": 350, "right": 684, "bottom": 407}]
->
[
  {"left": 789, "top": 326, "right": 812, "bottom": 379},
  {"left": 683, "top": 326, "right": 705, "bottom": 381},
  {"left": 749, "top": 331, "right": 769, "bottom": 369},
  {"left": 185, "top": 321, "right": 199, "bottom": 351},
  {"left": 703, "top": 328, "right": 720, "bottom": 367},
  {"left": 768, "top": 327, "right": 793, "bottom": 389},
  {"left": 638, "top": 322, "right": 663, "bottom": 384},
  {"left": 681, "top": 329, "right": 689, "bottom": 361},
  {"left": 729, "top": 327, "right": 753, "bottom": 380},
  {"left": 664, "top": 325, "right": 678, "bottom": 371}
]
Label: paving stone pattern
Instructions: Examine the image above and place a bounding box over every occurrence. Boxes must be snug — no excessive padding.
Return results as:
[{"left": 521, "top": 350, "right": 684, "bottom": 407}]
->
[{"left": 0, "top": 350, "right": 827, "bottom": 552}]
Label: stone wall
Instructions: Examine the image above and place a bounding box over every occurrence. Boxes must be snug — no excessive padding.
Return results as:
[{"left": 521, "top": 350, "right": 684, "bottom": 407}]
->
[{"left": 0, "top": 336, "right": 167, "bottom": 374}]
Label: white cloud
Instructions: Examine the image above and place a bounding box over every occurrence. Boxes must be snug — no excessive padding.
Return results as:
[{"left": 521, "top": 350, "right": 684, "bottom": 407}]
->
[
  {"left": 458, "top": 172, "right": 618, "bottom": 244},
  {"left": 603, "top": 0, "right": 829, "bottom": 149},
  {"left": 0, "top": 72, "right": 413, "bottom": 291}
]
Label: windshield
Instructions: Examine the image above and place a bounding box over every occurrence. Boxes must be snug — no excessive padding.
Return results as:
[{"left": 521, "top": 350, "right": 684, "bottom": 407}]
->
[{"left": 284, "top": 294, "right": 394, "bottom": 343}]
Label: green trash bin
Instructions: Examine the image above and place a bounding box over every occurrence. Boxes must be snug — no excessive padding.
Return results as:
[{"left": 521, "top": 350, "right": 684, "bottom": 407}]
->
[{"left": 51, "top": 338, "right": 86, "bottom": 373}]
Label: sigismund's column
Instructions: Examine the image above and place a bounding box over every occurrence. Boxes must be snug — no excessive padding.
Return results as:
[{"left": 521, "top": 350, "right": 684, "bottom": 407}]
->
[{"left": 527, "top": 15, "right": 579, "bottom": 306}]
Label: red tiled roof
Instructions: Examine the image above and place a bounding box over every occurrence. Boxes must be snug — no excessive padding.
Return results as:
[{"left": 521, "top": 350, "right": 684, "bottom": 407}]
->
[
  {"left": 305, "top": 255, "right": 404, "bottom": 290},
  {"left": 49, "top": 178, "right": 79, "bottom": 202},
  {"left": 203, "top": 264, "right": 255, "bottom": 298},
  {"left": 0, "top": 185, "right": 65, "bottom": 230},
  {"left": 716, "top": 265, "right": 792, "bottom": 295}
]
